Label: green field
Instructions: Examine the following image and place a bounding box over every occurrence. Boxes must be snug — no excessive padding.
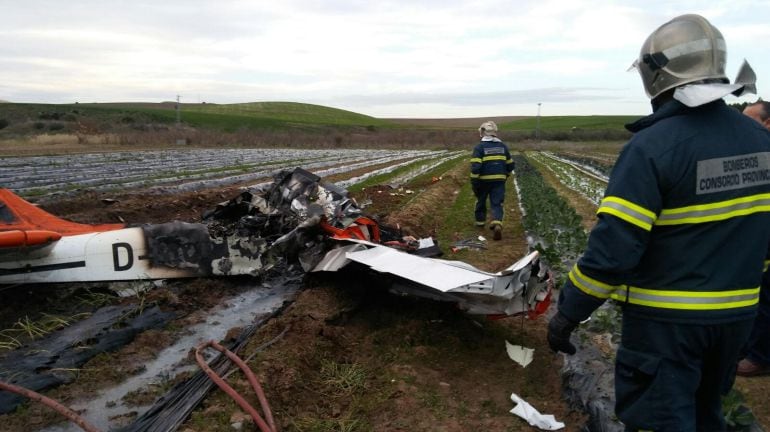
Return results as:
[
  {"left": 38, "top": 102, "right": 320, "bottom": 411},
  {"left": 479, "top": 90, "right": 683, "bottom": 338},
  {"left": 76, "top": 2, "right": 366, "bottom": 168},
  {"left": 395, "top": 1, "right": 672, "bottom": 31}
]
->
[
  {"left": 501, "top": 115, "right": 640, "bottom": 131},
  {"left": 0, "top": 101, "right": 643, "bottom": 142},
  {"left": 0, "top": 101, "right": 641, "bottom": 131},
  {"left": 184, "top": 101, "right": 392, "bottom": 127},
  {"left": 0, "top": 101, "right": 395, "bottom": 133}
]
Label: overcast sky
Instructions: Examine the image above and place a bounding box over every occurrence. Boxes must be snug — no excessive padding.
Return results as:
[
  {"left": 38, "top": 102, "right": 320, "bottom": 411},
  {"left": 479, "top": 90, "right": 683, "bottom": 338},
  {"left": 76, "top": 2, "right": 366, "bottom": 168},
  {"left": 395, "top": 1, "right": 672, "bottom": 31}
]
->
[{"left": 1, "top": 0, "right": 767, "bottom": 118}]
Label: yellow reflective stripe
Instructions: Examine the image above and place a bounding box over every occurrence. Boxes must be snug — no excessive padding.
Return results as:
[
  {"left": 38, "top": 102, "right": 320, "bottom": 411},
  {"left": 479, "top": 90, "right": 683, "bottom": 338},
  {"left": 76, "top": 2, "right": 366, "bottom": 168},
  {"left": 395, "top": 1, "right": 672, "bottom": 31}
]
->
[
  {"left": 482, "top": 155, "right": 507, "bottom": 162},
  {"left": 570, "top": 262, "right": 760, "bottom": 310},
  {"left": 506, "top": 158, "right": 513, "bottom": 164},
  {"left": 610, "top": 286, "right": 760, "bottom": 310},
  {"left": 656, "top": 193, "right": 770, "bottom": 225},
  {"left": 479, "top": 174, "right": 508, "bottom": 180},
  {"left": 764, "top": 260, "right": 770, "bottom": 272},
  {"left": 597, "top": 196, "right": 656, "bottom": 231},
  {"left": 470, "top": 157, "right": 482, "bottom": 163},
  {"left": 568, "top": 264, "right": 623, "bottom": 299},
  {"left": 469, "top": 173, "right": 480, "bottom": 178}
]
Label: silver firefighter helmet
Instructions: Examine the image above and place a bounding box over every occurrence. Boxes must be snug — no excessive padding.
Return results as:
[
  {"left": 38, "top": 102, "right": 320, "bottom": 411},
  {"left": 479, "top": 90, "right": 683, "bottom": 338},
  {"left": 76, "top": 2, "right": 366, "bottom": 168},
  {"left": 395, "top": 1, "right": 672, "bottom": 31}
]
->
[
  {"left": 479, "top": 121, "right": 498, "bottom": 137},
  {"left": 635, "top": 14, "right": 728, "bottom": 100}
]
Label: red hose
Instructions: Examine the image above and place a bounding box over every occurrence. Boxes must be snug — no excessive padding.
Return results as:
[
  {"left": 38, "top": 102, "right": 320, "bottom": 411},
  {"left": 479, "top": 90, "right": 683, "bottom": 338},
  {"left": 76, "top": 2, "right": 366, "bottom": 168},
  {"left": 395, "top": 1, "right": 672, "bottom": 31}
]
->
[
  {"left": 0, "top": 380, "right": 101, "bottom": 432},
  {"left": 195, "top": 340, "right": 277, "bottom": 432}
]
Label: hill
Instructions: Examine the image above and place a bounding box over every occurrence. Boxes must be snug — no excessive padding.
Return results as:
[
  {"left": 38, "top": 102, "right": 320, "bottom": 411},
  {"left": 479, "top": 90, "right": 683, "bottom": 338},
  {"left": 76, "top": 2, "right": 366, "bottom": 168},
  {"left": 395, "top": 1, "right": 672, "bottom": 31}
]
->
[
  {"left": 82, "top": 101, "right": 394, "bottom": 130},
  {"left": 384, "top": 116, "right": 527, "bottom": 128},
  {"left": 0, "top": 101, "right": 638, "bottom": 133},
  {"left": 502, "top": 115, "right": 639, "bottom": 131},
  {"left": 0, "top": 101, "right": 636, "bottom": 156}
]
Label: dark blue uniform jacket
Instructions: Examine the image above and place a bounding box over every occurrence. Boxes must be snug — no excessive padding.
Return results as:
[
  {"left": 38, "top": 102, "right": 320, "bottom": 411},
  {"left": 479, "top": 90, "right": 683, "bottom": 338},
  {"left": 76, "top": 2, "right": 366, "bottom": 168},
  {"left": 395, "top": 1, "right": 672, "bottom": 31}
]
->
[
  {"left": 470, "top": 137, "right": 514, "bottom": 182},
  {"left": 559, "top": 100, "right": 770, "bottom": 324}
]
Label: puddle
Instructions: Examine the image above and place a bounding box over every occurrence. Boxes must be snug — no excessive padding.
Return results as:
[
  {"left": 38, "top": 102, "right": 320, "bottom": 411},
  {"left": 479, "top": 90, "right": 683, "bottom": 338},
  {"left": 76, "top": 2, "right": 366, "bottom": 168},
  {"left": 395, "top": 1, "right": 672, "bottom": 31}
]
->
[{"left": 38, "top": 281, "right": 299, "bottom": 432}]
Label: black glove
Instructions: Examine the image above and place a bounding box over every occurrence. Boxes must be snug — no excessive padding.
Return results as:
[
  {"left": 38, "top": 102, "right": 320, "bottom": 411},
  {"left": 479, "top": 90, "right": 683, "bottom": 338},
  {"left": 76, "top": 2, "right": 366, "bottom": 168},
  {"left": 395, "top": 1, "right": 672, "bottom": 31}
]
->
[{"left": 547, "top": 311, "right": 578, "bottom": 355}]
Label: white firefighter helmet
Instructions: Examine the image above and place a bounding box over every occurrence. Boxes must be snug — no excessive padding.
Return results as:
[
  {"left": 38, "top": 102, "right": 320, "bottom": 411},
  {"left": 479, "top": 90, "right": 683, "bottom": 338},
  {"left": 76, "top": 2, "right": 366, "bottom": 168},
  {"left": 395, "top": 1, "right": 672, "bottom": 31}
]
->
[
  {"left": 479, "top": 121, "right": 498, "bottom": 137},
  {"left": 634, "top": 14, "right": 728, "bottom": 100}
]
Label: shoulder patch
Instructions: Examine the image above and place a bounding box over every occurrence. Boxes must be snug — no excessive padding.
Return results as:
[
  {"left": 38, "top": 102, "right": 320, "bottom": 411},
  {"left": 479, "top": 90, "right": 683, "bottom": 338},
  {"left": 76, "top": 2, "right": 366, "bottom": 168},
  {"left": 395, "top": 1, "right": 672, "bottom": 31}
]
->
[
  {"left": 696, "top": 152, "right": 770, "bottom": 194},
  {"left": 483, "top": 147, "right": 505, "bottom": 155}
]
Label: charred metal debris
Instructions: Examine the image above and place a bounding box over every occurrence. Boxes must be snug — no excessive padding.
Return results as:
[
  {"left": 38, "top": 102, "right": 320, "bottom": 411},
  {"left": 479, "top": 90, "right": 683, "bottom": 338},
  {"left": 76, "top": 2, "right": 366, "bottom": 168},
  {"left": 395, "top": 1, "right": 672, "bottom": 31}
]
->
[{"left": 142, "top": 167, "right": 554, "bottom": 318}]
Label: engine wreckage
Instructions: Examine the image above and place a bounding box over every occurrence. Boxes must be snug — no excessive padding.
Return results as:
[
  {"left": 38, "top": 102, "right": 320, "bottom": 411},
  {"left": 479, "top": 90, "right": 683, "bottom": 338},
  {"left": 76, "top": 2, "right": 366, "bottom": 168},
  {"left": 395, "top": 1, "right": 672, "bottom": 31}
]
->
[{"left": 0, "top": 168, "right": 552, "bottom": 318}]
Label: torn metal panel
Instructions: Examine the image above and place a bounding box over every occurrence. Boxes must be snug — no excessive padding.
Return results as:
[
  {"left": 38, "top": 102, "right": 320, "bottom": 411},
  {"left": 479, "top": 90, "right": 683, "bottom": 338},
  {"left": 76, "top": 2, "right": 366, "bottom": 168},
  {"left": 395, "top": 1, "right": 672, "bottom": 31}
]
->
[
  {"left": 309, "top": 243, "right": 367, "bottom": 272},
  {"left": 314, "top": 239, "right": 553, "bottom": 317}
]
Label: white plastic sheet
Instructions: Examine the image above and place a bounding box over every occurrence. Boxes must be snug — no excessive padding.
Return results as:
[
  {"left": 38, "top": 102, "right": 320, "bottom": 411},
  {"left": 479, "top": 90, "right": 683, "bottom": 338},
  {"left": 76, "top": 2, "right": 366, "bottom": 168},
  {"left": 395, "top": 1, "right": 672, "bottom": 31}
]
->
[{"left": 510, "top": 393, "right": 565, "bottom": 430}]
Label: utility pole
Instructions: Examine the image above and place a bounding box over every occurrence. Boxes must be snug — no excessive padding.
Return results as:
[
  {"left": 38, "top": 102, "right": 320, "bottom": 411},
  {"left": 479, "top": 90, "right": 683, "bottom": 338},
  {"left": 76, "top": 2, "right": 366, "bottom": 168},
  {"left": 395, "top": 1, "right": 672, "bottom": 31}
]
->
[
  {"left": 535, "top": 102, "right": 542, "bottom": 140},
  {"left": 175, "top": 95, "right": 181, "bottom": 126}
]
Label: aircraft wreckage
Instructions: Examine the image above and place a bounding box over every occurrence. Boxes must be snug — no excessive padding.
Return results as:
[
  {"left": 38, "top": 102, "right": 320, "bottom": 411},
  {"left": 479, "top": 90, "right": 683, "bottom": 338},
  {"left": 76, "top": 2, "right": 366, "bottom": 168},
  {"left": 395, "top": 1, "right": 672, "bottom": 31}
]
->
[{"left": 0, "top": 168, "right": 553, "bottom": 318}]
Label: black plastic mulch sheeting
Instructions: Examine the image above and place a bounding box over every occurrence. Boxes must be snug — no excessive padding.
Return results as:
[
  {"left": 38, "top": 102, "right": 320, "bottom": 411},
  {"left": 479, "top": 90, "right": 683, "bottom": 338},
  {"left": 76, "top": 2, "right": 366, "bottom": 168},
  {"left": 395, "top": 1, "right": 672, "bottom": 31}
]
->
[
  {"left": 117, "top": 270, "right": 304, "bottom": 432},
  {"left": 561, "top": 302, "right": 767, "bottom": 432},
  {"left": 0, "top": 304, "right": 175, "bottom": 414},
  {"left": 562, "top": 341, "right": 623, "bottom": 432}
]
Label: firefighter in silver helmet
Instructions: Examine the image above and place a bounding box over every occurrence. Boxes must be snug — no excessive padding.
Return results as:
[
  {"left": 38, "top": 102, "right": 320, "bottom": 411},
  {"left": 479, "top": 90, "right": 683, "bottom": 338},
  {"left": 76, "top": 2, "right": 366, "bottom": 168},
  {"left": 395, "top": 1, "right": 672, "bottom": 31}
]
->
[{"left": 547, "top": 14, "right": 769, "bottom": 430}]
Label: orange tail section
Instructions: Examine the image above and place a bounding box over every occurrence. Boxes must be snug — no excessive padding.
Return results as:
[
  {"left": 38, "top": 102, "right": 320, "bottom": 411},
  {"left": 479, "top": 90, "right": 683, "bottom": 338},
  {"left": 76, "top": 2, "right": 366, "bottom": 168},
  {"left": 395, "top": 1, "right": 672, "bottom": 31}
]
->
[
  {"left": 0, "top": 230, "right": 62, "bottom": 248},
  {"left": 0, "top": 189, "right": 124, "bottom": 241}
]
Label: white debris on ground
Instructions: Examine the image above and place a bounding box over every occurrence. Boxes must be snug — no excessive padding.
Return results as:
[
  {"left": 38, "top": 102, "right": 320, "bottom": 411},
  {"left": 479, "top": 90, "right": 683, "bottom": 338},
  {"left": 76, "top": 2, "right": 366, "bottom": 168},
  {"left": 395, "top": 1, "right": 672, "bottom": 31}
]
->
[
  {"left": 505, "top": 341, "right": 534, "bottom": 368},
  {"left": 510, "top": 393, "right": 565, "bottom": 430}
]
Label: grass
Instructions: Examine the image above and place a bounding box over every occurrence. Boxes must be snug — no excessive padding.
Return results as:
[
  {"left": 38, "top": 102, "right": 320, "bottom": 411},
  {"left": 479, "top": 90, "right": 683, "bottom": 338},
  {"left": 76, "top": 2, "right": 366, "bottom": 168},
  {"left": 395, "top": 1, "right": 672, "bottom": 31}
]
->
[
  {"left": 319, "top": 360, "right": 368, "bottom": 395},
  {"left": 185, "top": 101, "right": 392, "bottom": 128},
  {"left": 0, "top": 101, "right": 395, "bottom": 134},
  {"left": 418, "top": 388, "right": 447, "bottom": 417},
  {"left": 501, "top": 115, "right": 639, "bottom": 131},
  {"left": 291, "top": 416, "right": 365, "bottom": 432},
  {"left": 0, "top": 312, "right": 93, "bottom": 350},
  {"left": 434, "top": 180, "right": 477, "bottom": 257}
]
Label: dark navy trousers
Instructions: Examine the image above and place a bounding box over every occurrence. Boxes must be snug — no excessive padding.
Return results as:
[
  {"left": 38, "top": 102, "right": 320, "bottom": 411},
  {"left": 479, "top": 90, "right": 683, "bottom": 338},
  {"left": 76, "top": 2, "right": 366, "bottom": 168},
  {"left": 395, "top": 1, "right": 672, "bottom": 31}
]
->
[
  {"left": 472, "top": 180, "right": 505, "bottom": 225},
  {"left": 616, "top": 314, "right": 753, "bottom": 431}
]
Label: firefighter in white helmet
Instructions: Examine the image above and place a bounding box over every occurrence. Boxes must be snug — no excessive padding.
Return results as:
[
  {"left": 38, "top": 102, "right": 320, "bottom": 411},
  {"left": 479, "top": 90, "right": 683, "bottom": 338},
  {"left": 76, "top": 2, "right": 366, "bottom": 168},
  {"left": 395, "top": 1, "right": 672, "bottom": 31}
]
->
[
  {"left": 469, "top": 121, "right": 514, "bottom": 240},
  {"left": 547, "top": 14, "right": 769, "bottom": 430}
]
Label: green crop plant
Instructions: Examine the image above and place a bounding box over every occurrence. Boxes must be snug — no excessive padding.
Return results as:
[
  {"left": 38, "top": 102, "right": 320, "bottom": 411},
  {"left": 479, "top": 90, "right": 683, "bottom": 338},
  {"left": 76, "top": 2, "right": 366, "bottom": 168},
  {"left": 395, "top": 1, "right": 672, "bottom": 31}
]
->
[
  {"left": 722, "top": 389, "right": 756, "bottom": 430},
  {"left": 513, "top": 155, "right": 587, "bottom": 275}
]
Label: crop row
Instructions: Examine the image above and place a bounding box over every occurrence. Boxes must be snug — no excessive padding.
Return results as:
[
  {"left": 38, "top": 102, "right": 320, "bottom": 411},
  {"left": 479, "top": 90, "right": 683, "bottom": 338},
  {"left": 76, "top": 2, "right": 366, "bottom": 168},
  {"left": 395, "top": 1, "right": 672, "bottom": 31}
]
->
[
  {"left": 339, "top": 152, "right": 464, "bottom": 190},
  {"left": 513, "top": 154, "right": 587, "bottom": 275},
  {"left": 528, "top": 152, "right": 607, "bottom": 205},
  {"left": 1, "top": 149, "right": 446, "bottom": 198},
  {"left": 552, "top": 151, "right": 616, "bottom": 177}
]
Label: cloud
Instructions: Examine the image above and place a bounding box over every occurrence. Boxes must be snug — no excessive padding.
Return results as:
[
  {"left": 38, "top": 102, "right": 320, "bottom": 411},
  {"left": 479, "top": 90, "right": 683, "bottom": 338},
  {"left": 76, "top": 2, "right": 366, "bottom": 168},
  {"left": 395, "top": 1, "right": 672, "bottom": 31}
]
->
[
  {"left": 334, "top": 86, "right": 625, "bottom": 106},
  {"left": 0, "top": 0, "right": 767, "bottom": 116}
]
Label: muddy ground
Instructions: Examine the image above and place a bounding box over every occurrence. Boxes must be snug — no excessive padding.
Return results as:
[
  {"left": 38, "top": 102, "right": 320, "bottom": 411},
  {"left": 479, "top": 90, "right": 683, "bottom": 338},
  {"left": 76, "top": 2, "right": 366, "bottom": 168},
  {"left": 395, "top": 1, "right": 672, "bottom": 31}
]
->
[
  {"left": 0, "top": 168, "right": 586, "bottom": 432},
  {"left": 1, "top": 162, "right": 768, "bottom": 432}
]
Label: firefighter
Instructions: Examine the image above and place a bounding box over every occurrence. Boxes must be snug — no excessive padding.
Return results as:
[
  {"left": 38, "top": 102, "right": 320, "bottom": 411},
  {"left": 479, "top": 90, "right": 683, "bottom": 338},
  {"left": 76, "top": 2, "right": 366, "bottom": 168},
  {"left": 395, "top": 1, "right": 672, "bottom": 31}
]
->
[
  {"left": 470, "top": 121, "right": 514, "bottom": 240},
  {"left": 737, "top": 101, "right": 770, "bottom": 377},
  {"left": 547, "top": 14, "right": 770, "bottom": 430}
]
